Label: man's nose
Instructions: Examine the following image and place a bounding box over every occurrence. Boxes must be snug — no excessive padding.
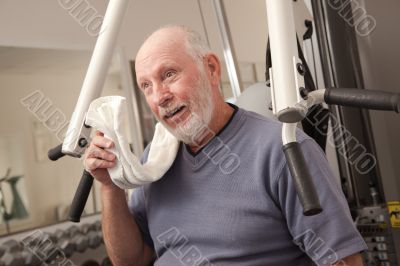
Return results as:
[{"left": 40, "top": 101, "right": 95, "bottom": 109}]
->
[{"left": 154, "top": 84, "right": 172, "bottom": 107}]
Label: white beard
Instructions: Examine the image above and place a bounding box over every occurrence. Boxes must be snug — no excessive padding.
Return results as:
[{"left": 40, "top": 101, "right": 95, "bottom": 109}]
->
[{"left": 158, "top": 68, "right": 214, "bottom": 146}]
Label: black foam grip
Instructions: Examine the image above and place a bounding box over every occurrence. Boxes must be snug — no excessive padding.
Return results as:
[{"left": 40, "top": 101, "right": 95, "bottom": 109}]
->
[
  {"left": 283, "top": 142, "right": 322, "bottom": 216},
  {"left": 48, "top": 144, "right": 65, "bottom": 161},
  {"left": 325, "top": 88, "right": 400, "bottom": 113},
  {"left": 69, "top": 170, "right": 94, "bottom": 222}
]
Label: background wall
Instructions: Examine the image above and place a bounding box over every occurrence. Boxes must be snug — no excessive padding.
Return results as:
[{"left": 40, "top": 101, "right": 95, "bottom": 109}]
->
[
  {"left": 0, "top": 48, "right": 123, "bottom": 233},
  {"left": 0, "top": 0, "right": 268, "bottom": 63},
  {"left": 0, "top": 0, "right": 311, "bottom": 69}
]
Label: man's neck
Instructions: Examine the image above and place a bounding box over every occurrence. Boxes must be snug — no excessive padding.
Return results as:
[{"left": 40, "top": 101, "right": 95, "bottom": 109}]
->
[{"left": 188, "top": 102, "right": 234, "bottom": 153}]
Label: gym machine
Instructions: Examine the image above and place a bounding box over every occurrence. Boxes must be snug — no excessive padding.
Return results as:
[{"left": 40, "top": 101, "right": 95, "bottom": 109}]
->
[
  {"left": 264, "top": 0, "right": 399, "bottom": 217},
  {"left": 216, "top": 0, "right": 400, "bottom": 263},
  {"left": 265, "top": 0, "right": 400, "bottom": 264},
  {"left": 47, "top": 0, "right": 131, "bottom": 222},
  {"left": 47, "top": 0, "right": 400, "bottom": 227}
]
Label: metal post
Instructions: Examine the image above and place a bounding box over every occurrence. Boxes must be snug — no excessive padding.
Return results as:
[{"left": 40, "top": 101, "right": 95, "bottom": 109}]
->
[
  {"left": 117, "top": 47, "right": 144, "bottom": 155},
  {"left": 212, "top": 0, "right": 243, "bottom": 99},
  {"left": 62, "top": 0, "right": 131, "bottom": 157},
  {"left": 266, "top": 0, "right": 306, "bottom": 123}
]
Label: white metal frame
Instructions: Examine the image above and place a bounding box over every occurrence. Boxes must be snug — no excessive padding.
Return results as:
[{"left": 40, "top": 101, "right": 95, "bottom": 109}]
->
[{"left": 62, "top": 0, "right": 130, "bottom": 157}]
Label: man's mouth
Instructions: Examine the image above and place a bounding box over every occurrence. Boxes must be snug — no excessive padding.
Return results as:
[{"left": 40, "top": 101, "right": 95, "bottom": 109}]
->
[{"left": 163, "top": 105, "right": 186, "bottom": 120}]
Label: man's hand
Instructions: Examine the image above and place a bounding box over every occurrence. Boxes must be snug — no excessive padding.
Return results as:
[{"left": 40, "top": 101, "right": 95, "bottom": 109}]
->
[
  {"left": 84, "top": 131, "right": 116, "bottom": 187},
  {"left": 333, "top": 253, "right": 364, "bottom": 266},
  {"left": 85, "top": 132, "right": 154, "bottom": 266}
]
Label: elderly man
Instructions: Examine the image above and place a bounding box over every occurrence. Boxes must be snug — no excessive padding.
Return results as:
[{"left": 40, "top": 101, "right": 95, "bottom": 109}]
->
[{"left": 84, "top": 25, "right": 367, "bottom": 266}]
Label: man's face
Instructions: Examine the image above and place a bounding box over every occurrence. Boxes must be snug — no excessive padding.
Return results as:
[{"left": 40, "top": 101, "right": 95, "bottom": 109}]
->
[{"left": 135, "top": 39, "right": 214, "bottom": 144}]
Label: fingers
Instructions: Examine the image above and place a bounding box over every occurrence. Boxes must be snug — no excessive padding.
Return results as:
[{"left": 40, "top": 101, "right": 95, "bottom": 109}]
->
[
  {"left": 91, "top": 135, "right": 114, "bottom": 149},
  {"left": 84, "top": 133, "right": 116, "bottom": 174},
  {"left": 87, "top": 145, "right": 116, "bottom": 162},
  {"left": 85, "top": 158, "right": 115, "bottom": 172},
  {"left": 84, "top": 141, "right": 116, "bottom": 172}
]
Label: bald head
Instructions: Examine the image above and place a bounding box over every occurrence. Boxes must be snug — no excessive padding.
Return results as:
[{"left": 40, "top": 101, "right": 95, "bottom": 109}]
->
[{"left": 136, "top": 25, "right": 210, "bottom": 67}]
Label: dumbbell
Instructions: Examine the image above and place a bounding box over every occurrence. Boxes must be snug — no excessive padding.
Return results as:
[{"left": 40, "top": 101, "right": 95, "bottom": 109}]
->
[
  {"left": 57, "top": 239, "right": 75, "bottom": 258},
  {"left": 101, "top": 257, "right": 112, "bottom": 266},
  {"left": 1, "top": 253, "right": 24, "bottom": 266},
  {"left": 0, "top": 246, "right": 5, "bottom": 258},
  {"left": 66, "top": 226, "right": 80, "bottom": 238},
  {"left": 80, "top": 222, "right": 102, "bottom": 249},
  {"left": 72, "top": 233, "right": 89, "bottom": 253},
  {"left": 80, "top": 223, "right": 95, "bottom": 235},
  {"left": 0, "top": 240, "right": 25, "bottom": 266},
  {"left": 0, "top": 240, "right": 21, "bottom": 254},
  {"left": 87, "top": 231, "right": 102, "bottom": 249},
  {"left": 92, "top": 220, "right": 101, "bottom": 231},
  {"left": 38, "top": 227, "right": 82, "bottom": 265},
  {"left": 53, "top": 229, "right": 66, "bottom": 242},
  {"left": 18, "top": 236, "right": 43, "bottom": 266},
  {"left": 20, "top": 231, "right": 60, "bottom": 265},
  {"left": 55, "top": 227, "right": 79, "bottom": 258},
  {"left": 64, "top": 225, "right": 90, "bottom": 253},
  {"left": 92, "top": 221, "right": 104, "bottom": 245},
  {"left": 81, "top": 260, "right": 100, "bottom": 266},
  {"left": 21, "top": 250, "right": 42, "bottom": 266},
  {"left": 52, "top": 229, "right": 74, "bottom": 258},
  {"left": 26, "top": 232, "right": 62, "bottom": 265}
]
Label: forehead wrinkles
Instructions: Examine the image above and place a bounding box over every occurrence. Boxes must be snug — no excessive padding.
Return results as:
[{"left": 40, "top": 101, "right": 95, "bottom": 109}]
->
[
  {"left": 136, "top": 49, "right": 199, "bottom": 85},
  {"left": 136, "top": 40, "right": 186, "bottom": 78},
  {"left": 136, "top": 55, "right": 176, "bottom": 82}
]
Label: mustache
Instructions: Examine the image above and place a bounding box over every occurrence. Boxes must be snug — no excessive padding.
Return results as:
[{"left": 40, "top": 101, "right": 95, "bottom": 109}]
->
[{"left": 159, "top": 103, "right": 187, "bottom": 117}]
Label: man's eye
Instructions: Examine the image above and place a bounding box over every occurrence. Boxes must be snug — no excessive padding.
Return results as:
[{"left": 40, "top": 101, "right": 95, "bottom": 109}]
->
[
  {"left": 142, "top": 82, "right": 150, "bottom": 90},
  {"left": 165, "top": 70, "right": 176, "bottom": 79}
]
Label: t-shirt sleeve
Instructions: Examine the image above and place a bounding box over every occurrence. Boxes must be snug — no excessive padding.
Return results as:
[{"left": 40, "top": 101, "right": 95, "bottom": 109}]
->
[
  {"left": 128, "top": 186, "right": 154, "bottom": 249},
  {"left": 276, "top": 138, "right": 367, "bottom": 265},
  {"left": 127, "top": 144, "right": 154, "bottom": 249}
]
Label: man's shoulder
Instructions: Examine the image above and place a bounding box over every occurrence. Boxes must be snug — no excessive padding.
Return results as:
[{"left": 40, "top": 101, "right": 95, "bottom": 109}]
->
[
  {"left": 238, "top": 107, "right": 311, "bottom": 144},
  {"left": 238, "top": 108, "right": 280, "bottom": 136}
]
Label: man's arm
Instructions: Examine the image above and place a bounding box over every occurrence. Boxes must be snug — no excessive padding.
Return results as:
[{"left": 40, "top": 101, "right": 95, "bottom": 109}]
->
[
  {"left": 275, "top": 138, "right": 367, "bottom": 264},
  {"left": 84, "top": 132, "right": 155, "bottom": 266},
  {"left": 101, "top": 184, "right": 155, "bottom": 266},
  {"left": 334, "top": 253, "right": 363, "bottom": 266}
]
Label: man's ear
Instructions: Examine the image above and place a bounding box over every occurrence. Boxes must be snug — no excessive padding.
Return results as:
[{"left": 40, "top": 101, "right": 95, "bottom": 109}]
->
[{"left": 204, "top": 53, "right": 221, "bottom": 86}]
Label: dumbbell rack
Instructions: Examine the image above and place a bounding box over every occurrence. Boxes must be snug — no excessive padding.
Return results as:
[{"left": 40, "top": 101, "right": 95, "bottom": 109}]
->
[{"left": 0, "top": 214, "right": 111, "bottom": 266}]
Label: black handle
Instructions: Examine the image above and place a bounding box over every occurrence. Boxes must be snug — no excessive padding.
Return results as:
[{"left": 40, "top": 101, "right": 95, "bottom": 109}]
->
[
  {"left": 283, "top": 142, "right": 322, "bottom": 216},
  {"left": 48, "top": 144, "right": 65, "bottom": 161},
  {"left": 325, "top": 88, "right": 400, "bottom": 113},
  {"left": 69, "top": 170, "right": 94, "bottom": 222}
]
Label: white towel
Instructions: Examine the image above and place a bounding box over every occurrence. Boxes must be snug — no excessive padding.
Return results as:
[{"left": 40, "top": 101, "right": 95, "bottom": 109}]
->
[{"left": 85, "top": 96, "right": 179, "bottom": 189}]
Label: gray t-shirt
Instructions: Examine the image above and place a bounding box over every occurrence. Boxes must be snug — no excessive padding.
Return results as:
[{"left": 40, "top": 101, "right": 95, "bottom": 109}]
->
[{"left": 128, "top": 106, "right": 367, "bottom": 266}]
